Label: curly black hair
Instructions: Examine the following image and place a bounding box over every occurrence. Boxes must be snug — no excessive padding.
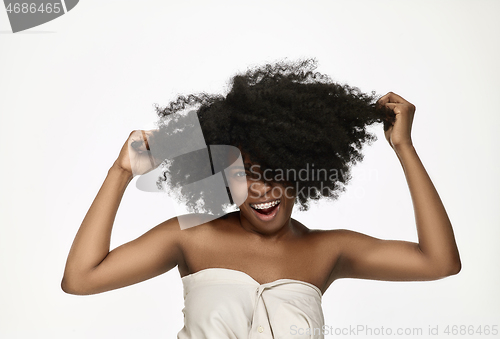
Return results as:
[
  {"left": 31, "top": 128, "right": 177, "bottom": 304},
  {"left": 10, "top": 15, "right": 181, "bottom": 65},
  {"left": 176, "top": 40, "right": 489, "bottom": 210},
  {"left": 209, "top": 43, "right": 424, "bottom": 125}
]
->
[{"left": 152, "top": 59, "right": 395, "bottom": 214}]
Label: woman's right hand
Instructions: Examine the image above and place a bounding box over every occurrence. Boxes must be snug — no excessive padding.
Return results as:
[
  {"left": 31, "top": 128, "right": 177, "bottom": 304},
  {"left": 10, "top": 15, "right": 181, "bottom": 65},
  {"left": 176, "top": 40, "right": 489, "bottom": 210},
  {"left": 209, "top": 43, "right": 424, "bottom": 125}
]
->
[{"left": 113, "top": 130, "right": 161, "bottom": 177}]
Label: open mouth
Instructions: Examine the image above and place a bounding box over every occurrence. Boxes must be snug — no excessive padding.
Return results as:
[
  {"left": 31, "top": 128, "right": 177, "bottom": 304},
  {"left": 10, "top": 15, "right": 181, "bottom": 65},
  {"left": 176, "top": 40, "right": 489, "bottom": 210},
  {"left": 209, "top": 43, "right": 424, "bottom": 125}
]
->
[{"left": 250, "top": 199, "right": 281, "bottom": 221}]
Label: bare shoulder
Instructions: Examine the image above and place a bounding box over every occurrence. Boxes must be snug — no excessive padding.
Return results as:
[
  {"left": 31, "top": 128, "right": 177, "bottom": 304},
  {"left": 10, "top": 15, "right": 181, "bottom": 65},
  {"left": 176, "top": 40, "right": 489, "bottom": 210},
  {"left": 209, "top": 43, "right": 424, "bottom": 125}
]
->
[
  {"left": 158, "top": 212, "right": 231, "bottom": 233},
  {"left": 290, "top": 219, "right": 359, "bottom": 245},
  {"left": 287, "top": 219, "right": 350, "bottom": 258},
  {"left": 172, "top": 212, "right": 238, "bottom": 234},
  {"left": 306, "top": 228, "right": 387, "bottom": 262}
]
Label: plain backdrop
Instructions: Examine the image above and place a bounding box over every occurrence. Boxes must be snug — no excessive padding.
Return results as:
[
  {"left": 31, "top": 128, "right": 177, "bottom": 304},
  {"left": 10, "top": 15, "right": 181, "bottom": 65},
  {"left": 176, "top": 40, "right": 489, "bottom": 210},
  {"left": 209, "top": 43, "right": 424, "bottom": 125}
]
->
[{"left": 1, "top": 0, "right": 499, "bottom": 338}]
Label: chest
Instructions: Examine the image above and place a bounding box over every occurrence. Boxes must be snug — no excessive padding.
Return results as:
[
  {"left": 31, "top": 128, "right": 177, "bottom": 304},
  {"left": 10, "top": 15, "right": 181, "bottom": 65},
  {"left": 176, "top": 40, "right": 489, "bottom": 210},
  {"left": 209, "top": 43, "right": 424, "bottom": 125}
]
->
[{"left": 178, "top": 229, "right": 340, "bottom": 293}]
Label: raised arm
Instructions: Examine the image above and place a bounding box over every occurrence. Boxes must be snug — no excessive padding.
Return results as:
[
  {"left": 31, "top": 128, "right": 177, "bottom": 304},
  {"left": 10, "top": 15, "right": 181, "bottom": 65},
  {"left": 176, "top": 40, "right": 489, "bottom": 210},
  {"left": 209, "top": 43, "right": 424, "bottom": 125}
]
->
[
  {"left": 61, "top": 131, "right": 183, "bottom": 295},
  {"left": 329, "top": 93, "right": 461, "bottom": 282}
]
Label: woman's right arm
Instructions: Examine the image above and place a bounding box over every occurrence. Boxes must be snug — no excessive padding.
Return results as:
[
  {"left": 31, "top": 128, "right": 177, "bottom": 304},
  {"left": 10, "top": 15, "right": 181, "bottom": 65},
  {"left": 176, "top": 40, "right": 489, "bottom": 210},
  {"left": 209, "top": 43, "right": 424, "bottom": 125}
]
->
[{"left": 61, "top": 131, "right": 183, "bottom": 295}]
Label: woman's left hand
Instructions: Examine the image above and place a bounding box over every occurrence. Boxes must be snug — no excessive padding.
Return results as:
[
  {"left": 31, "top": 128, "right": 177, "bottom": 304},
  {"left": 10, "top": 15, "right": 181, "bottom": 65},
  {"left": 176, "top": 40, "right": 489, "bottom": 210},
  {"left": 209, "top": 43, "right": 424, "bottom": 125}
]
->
[{"left": 377, "top": 92, "right": 416, "bottom": 149}]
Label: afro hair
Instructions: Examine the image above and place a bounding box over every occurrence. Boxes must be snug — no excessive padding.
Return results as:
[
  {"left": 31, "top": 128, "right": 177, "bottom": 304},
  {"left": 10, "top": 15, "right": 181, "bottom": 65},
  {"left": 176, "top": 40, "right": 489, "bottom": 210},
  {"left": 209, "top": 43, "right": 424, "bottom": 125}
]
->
[{"left": 153, "top": 59, "right": 395, "bottom": 214}]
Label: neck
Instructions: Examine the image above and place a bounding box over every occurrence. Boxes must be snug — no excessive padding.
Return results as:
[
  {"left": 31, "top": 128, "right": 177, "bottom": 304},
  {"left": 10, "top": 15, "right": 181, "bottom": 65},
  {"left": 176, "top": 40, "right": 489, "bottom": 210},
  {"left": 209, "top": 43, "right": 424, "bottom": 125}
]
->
[{"left": 237, "top": 212, "right": 297, "bottom": 242}]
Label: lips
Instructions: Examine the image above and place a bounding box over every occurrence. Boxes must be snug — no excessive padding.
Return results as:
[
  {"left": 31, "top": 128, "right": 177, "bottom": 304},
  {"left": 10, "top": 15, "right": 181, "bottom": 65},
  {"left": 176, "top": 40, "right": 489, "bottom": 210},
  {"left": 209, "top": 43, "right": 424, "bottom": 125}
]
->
[{"left": 249, "top": 199, "right": 281, "bottom": 221}]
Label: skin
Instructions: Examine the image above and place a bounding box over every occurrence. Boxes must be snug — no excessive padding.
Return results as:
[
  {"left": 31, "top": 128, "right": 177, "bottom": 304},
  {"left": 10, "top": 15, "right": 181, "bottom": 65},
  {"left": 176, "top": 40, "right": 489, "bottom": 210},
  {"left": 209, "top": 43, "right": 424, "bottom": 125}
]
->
[{"left": 61, "top": 92, "right": 461, "bottom": 296}]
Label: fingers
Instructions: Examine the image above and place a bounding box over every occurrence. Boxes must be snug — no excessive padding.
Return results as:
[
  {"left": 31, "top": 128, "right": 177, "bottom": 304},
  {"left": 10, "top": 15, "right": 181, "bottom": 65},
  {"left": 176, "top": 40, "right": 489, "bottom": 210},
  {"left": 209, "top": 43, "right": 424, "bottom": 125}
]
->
[
  {"left": 377, "top": 92, "right": 416, "bottom": 117},
  {"left": 377, "top": 92, "right": 410, "bottom": 106},
  {"left": 129, "top": 131, "right": 148, "bottom": 152},
  {"left": 129, "top": 130, "right": 158, "bottom": 151},
  {"left": 141, "top": 130, "right": 150, "bottom": 150},
  {"left": 384, "top": 102, "right": 402, "bottom": 114},
  {"left": 127, "top": 130, "right": 160, "bottom": 176}
]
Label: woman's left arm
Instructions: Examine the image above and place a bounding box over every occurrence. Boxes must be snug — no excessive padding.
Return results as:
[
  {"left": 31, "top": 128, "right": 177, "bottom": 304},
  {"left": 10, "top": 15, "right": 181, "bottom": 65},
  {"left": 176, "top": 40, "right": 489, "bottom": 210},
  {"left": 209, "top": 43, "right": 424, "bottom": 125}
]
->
[{"left": 330, "top": 92, "right": 461, "bottom": 281}]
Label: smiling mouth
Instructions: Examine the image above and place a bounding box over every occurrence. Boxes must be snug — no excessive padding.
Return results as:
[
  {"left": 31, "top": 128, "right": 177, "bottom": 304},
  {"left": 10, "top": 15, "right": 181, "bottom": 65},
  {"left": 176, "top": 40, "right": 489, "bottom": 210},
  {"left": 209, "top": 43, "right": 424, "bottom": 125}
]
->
[{"left": 250, "top": 199, "right": 281, "bottom": 215}]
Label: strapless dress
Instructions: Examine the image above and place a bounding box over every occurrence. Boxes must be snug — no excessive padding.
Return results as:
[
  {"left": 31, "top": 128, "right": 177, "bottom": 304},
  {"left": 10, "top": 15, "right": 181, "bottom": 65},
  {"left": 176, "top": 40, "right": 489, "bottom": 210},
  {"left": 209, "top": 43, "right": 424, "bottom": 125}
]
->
[{"left": 177, "top": 268, "right": 325, "bottom": 338}]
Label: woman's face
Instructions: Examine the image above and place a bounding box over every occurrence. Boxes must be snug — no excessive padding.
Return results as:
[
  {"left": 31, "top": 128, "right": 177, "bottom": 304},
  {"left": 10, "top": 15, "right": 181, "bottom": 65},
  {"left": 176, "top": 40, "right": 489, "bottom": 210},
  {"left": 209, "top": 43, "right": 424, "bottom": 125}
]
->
[{"left": 226, "top": 153, "right": 296, "bottom": 236}]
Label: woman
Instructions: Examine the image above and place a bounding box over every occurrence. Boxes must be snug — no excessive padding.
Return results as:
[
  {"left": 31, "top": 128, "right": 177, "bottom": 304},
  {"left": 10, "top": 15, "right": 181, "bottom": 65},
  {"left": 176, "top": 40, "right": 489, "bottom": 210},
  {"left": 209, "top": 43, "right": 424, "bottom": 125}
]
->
[{"left": 61, "top": 60, "right": 461, "bottom": 338}]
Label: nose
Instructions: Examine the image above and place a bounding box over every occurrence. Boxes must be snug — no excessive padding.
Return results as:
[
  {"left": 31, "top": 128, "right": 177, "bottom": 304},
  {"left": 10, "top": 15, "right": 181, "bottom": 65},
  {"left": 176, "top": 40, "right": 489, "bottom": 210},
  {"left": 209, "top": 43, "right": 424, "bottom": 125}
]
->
[{"left": 248, "top": 179, "right": 272, "bottom": 199}]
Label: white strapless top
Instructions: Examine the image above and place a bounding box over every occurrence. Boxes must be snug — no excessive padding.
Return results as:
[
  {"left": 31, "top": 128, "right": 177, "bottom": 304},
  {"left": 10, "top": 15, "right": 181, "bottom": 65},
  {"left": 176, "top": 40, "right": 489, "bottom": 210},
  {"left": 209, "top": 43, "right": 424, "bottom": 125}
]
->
[{"left": 177, "top": 268, "right": 325, "bottom": 339}]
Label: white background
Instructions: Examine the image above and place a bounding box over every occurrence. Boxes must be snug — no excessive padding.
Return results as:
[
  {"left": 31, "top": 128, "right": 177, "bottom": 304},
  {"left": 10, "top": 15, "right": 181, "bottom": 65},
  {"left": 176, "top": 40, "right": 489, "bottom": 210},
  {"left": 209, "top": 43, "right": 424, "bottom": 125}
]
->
[{"left": 1, "top": 0, "right": 499, "bottom": 338}]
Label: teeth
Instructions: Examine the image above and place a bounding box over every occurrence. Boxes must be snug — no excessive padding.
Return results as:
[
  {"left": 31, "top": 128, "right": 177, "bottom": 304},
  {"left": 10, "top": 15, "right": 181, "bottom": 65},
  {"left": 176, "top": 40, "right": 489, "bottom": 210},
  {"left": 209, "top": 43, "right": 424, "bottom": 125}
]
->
[{"left": 251, "top": 199, "right": 280, "bottom": 210}]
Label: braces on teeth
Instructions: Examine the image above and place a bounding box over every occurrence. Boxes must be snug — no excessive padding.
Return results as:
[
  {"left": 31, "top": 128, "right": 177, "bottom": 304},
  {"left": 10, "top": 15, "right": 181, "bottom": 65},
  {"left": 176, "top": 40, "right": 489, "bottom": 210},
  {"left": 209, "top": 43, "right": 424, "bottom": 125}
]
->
[{"left": 251, "top": 200, "right": 280, "bottom": 210}]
